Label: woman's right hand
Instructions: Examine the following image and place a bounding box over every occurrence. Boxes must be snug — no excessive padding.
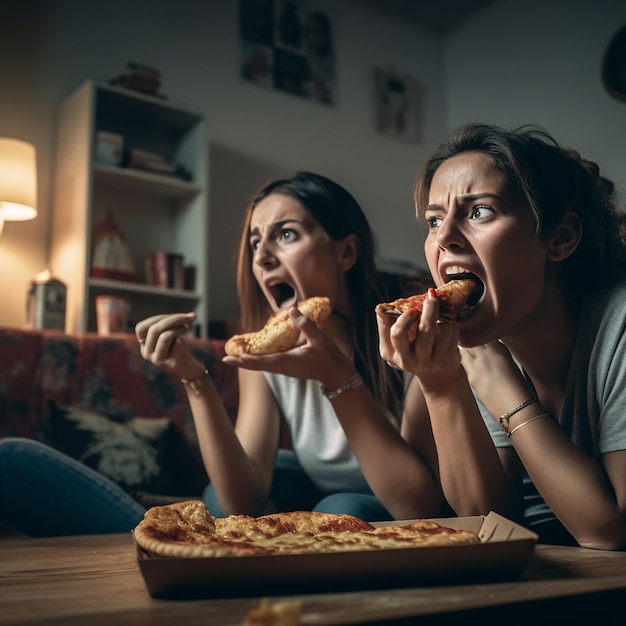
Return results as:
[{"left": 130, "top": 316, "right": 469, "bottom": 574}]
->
[
  {"left": 376, "top": 289, "right": 463, "bottom": 389},
  {"left": 135, "top": 312, "right": 206, "bottom": 381}
]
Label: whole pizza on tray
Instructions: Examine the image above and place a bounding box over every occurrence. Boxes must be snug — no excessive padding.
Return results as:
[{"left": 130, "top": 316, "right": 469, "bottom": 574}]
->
[{"left": 133, "top": 500, "right": 480, "bottom": 558}]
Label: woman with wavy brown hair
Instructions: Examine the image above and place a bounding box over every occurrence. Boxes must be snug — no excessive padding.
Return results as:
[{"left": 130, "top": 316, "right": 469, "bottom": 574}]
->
[
  {"left": 378, "top": 123, "right": 626, "bottom": 548},
  {"left": 0, "top": 172, "right": 439, "bottom": 537},
  {"left": 138, "top": 172, "right": 443, "bottom": 521}
]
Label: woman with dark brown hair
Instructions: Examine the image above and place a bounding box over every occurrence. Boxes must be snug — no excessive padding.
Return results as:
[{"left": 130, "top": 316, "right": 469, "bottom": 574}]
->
[
  {"left": 378, "top": 123, "right": 626, "bottom": 548},
  {"left": 137, "top": 172, "right": 444, "bottom": 520},
  {"left": 0, "top": 172, "right": 440, "bottom": 537}
]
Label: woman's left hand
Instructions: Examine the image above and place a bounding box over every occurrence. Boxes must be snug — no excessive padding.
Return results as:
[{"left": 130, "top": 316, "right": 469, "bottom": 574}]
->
[
  {"left": 222, "top": 307, "right": 356, "bottom": 389},
  {"left": 460, "top": 341, "right": 535, "bottom": 418}
]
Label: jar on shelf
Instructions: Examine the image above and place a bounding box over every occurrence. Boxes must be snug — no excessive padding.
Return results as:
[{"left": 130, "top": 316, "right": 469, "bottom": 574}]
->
[{"left": 26, "top": 268, "right": 67, "bottom": 330}]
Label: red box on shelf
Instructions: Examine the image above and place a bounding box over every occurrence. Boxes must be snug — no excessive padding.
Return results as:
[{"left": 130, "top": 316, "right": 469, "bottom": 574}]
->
[{"left": 145, "top": 252, "right": 184, "bottom": 290}]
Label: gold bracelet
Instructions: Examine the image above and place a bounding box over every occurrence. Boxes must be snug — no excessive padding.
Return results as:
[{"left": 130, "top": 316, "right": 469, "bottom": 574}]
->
[
  {"left": 181, "top": 370, "right": 210, "bottom": 396},
  {"left": 321, "top": 374, "right": 364, "bottom": 401},
  {"left": 499, "top": 397, "right": 537, "bottom": 435},
  {"left": 508, "top": 413, "right": 550, "bottom": 437}
]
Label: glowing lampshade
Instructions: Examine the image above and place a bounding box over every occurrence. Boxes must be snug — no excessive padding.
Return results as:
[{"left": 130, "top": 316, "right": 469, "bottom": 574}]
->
[{"left": 0, "top": 138, "right": 38, "bottom": 232}]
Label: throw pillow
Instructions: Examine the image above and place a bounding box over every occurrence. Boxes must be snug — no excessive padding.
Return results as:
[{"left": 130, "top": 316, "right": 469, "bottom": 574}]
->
[{"left": 46, "top": 401, "right": 206, "bottom": 498}]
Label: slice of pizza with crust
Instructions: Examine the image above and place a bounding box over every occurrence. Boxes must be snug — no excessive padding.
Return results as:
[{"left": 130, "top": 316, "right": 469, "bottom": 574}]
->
[
  {"left": 225, "top": 296, "right": 331, "bottom": 357},
  {"left": 376, "top": 279, "right": 478, "bottom": 322},
  {"left": 133, "top": 500, "right": 480, "bottom": 559}
]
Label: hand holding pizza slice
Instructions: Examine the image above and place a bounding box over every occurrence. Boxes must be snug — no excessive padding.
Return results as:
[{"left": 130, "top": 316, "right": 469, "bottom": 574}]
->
[
  {"left": 225, "top": 296, "right": 332, "bottom": 357},
  {"left": 376, "top": 279, "right": 480, "bottom": 341}
]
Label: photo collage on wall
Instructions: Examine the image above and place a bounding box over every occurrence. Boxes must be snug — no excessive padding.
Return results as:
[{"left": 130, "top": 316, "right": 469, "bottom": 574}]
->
[{"left": 240, "top": 0, "right": 335, "bottom": 105}]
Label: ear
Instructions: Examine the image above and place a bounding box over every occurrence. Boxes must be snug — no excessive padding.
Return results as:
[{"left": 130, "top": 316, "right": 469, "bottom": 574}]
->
[
  {"left": 336, "top": 234, "right": 359, "bottom": 272},
  {"left": 547, "top": 211, "right": 582, "bottom": 262}
]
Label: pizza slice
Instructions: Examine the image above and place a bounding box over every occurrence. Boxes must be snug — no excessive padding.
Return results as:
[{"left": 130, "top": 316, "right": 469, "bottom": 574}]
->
[
  {"left": 225, "top": 296, "right": 331, "bottom": 357},
  {"left": 376, "top": 278, "right": 479, "bottom": 322}
]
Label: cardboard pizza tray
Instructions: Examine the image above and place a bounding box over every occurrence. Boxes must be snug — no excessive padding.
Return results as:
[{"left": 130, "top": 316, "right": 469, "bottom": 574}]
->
[{"left": 135, "top": 511, "right": 538, "bottom": 599}]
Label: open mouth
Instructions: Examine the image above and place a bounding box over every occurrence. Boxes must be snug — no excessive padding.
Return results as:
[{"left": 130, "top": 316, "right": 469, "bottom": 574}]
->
[
  {"left": 268, "top": 282, "right": 297, "bottom": 310},
  {"left": 445, "top": 272, "right": 485, "bottom": 320}
]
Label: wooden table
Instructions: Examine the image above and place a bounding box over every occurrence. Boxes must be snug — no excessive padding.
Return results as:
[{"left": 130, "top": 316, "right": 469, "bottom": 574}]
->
[{"left": 1, "top": 533, "right": 625, "bottom": 625}]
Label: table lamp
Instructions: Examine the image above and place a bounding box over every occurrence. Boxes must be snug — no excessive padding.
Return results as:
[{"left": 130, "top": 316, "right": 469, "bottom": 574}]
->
[{"left": 0, "top": 137, "right": 38, "bottom": 238}]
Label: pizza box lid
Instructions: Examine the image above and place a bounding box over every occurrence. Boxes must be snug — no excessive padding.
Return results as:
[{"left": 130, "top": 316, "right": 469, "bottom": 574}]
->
[{"left": 135, "top": 511, "right": 538, "bottom": 599}]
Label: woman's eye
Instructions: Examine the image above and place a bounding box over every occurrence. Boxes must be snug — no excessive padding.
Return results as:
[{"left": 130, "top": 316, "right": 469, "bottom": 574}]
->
[
  {"left": 250, "top": 238, "right": 260, "bottom": 250},
  {"left": 425, "top": 216, "right": 442, "bottom": 229},
  {"left": 470, "top": 205, "right": 494, "bottom": 220},
  {"left": 279, "top": 228, "right": 298, "bottom": 242}
]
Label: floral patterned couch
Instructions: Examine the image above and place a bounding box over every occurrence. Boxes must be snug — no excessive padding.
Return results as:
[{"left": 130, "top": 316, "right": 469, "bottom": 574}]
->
[{"left": 0, "top": 327, "right": 241, "bottom": 512}]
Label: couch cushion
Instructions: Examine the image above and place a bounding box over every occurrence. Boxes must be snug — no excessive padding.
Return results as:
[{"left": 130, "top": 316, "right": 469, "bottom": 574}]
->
[{"left": 46, "top": 401, "right": 207, "bottom": 498}]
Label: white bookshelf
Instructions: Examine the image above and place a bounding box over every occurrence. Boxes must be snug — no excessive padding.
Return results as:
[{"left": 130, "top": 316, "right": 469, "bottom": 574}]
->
[{"left": 50, "top": 80, "right": 209, "bottom": 336}]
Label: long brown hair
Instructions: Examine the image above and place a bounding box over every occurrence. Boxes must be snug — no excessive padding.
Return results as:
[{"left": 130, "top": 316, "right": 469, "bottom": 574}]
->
[{"left": 235, "top": 172, "right": 404, "bottom": 419}]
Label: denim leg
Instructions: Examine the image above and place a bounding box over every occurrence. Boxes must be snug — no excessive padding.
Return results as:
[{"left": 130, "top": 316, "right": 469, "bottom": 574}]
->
[
  {"left": 0, "top": 438, "right": 145, "bottom": 536},
  {"left": 201, "top": 481, "right": 225, "bottom": 517},
  {"left": 202, "top": 449, "right": 322, "bottom": 517},
  {"left": 269, "top": 450, "right": 321, "bottom": 512},
  {"left": 313, "top": 492, "right": 393, "bottom": 522}
]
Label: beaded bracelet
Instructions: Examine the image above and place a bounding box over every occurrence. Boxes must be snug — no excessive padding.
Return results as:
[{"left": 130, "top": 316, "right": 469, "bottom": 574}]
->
[{"left": 499, "top": 397, "right": 537, "bottom": 435}]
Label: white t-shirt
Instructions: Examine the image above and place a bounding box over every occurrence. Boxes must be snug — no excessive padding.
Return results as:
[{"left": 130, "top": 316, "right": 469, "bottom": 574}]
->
[{"left": 263, "top": 373, "right": 372, "bottom": 494}]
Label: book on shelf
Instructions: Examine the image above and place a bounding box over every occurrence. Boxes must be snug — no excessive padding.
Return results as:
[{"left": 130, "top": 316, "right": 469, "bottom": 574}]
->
[
  {"left": 122, "top": 146, "right": 193, "bottom": 181},
  {"left": 130, "top": 160, "right": 178, "bottom": 175},
  {"left": 145, "top": 251, "right": 184, "bottom": 290},
  {"left": 127, "top": 148, "right": 178, "bottom": 175},
  {"left": 129, "top": 148, "right": 166, "bottom": 163}
]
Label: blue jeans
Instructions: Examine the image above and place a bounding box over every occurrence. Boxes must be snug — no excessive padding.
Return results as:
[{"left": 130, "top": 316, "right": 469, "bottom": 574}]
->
[
  {"left": 0, "top": 438, "right": 145, "bottom": 537},
  {"left": 203, "top": 449, "right": 393, "bottom": 522}
]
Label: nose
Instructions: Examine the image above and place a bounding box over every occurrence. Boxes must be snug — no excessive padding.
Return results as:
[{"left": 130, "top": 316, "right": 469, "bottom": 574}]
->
[
  {"left": 253, "top": 238, "right": 278, "bottom": 268},
  {"left": 435, "top": 215, "right": 465, "bottom": 250}
]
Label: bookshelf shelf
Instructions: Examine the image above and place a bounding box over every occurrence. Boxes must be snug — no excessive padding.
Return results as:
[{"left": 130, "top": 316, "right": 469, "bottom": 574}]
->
[{"left": 50, "top": 80, "right": 208, "bottom": 335}]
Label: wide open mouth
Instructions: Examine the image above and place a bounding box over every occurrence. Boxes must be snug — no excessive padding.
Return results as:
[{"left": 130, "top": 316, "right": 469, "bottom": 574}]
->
[{"left": 268, "top": 282, "right": 297, "bottom": 310}]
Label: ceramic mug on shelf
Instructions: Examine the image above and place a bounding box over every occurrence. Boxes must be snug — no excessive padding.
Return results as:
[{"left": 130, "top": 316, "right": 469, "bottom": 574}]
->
[{"left": 95, "top": 295, "right": 131, "bottom": 335}]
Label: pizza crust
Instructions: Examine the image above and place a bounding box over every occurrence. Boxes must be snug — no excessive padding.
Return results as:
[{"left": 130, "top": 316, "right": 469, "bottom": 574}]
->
[
  {"left": 224, "top": 296, "right": 332, "bottom": 356},
  {"left": 133, "top": 500, "right": 480, "bottom": 559}
]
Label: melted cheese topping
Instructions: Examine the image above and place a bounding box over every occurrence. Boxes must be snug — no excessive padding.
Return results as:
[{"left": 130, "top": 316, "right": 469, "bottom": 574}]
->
[{"left": 134, "top": 502, "right": 480, "bottom": 558}]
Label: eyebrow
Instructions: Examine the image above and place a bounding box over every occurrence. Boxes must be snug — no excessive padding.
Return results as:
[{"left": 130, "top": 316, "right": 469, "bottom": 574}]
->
[
  {"left": 249, "top": 218, "right": 304, "bottom": 239},
  {"left": 424, "top": 192, "right": 501, "bottom": 211}
]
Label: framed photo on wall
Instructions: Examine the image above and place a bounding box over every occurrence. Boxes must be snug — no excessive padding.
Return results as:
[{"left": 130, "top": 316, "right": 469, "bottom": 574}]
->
[
  {"left": 239, "top": 0, "right": 336, "bottom": 105},
  {"left": 374, "top": 68, "right": 424, "bottom": 143}
]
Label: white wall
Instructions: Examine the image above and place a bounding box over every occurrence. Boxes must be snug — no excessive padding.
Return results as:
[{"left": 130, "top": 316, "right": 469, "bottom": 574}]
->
[
  {"left": 1, "top": 0, "right": 624, "bottom": 330},
  {"left": 0, "top": 0, "right": 443, "bottom": 328},
  {"left": 0, "top": 3, "right": 55, "bottom": 328},
  {"left": 445, "top": 0, "right": 626, "bottom": 195}
]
